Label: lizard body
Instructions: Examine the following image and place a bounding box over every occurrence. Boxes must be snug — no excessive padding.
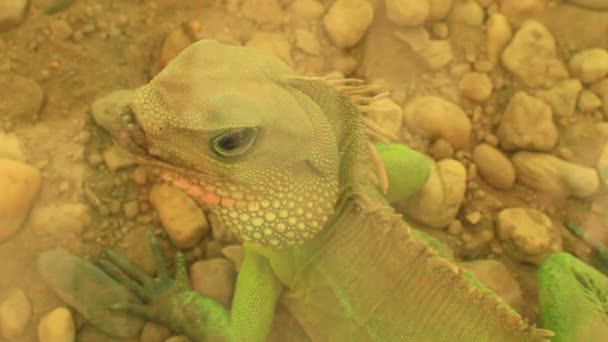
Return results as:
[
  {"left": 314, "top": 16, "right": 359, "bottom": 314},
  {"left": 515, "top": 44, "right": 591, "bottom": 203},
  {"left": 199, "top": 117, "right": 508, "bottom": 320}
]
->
[{"left": 44, "top": 40, "right": 608, "bottom": 341}]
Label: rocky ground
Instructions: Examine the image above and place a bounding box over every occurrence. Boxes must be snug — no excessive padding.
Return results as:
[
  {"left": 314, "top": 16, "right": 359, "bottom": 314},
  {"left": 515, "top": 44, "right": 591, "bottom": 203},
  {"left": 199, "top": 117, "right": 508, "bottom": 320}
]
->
[{"left": 1, "top": 0, "right": 608, "bottom": 341}]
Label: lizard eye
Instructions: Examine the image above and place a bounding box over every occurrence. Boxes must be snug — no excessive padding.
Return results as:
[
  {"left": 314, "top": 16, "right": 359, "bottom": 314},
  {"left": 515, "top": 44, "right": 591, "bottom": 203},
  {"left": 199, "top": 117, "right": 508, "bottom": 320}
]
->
[{"left": 211, "top": 127, "right": 258, "bottom": 158}]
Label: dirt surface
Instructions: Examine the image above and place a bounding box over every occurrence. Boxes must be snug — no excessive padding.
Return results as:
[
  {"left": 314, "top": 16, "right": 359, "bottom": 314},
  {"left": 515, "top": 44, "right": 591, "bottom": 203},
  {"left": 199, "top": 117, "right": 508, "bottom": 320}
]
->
[{"left": 1, "top": 0, "right": 608, "bottom": 341}]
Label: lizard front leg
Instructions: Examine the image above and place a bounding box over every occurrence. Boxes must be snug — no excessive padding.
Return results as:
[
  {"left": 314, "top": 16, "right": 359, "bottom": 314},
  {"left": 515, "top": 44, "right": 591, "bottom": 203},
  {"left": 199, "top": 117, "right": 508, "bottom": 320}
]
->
[{"left": 98, "top": 235, "right": 282, "bottom": 342}]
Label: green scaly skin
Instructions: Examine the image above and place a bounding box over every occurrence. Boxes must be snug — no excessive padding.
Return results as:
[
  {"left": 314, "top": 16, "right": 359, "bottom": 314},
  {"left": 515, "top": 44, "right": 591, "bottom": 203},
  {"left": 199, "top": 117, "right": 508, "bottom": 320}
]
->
[{"left": 81, "top": 40, "right": 606, "bottom": 341}]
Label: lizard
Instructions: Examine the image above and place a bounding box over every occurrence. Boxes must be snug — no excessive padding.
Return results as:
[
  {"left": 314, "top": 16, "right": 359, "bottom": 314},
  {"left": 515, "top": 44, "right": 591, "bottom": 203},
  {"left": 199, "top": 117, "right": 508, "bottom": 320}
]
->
[{"left": 42, "top": 39, "right": 608, "bottom": 341}]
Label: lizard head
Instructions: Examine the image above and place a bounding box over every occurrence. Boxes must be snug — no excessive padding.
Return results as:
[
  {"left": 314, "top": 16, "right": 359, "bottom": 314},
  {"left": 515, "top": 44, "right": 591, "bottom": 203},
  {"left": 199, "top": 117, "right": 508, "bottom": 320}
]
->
[{"left": 117, "top": 40, "right": 349, "bottom": 248}]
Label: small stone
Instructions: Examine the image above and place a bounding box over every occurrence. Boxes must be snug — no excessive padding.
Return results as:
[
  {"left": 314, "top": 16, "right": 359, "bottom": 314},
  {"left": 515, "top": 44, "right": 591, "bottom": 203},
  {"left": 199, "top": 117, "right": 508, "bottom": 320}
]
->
[
  {"left": 295, "top": 29, "right": 321, "bottom": 55},
  {"left": 0, "top": 132, "right": 24, "bottom": 161},
  {"left": 221, "top": 245, "right": 245, "bottom": 271},
  {"left": 291, "top": 0, "right": 324, "bottom": 20},
  {"left": 90, "top": 89, "right": 134, "bottom": 134},
  {"left": 497, "top": 208, "right": 562, "bottom": 265},
  {"left": 323, "top": 0, "right": 374, "bottom": 49},
  {"left": 459, "top": 72, "right": 493, "bottom": 102},
  {"left": 103, "top": 144, "right": 137, "bottom": 172},
  {"left": 149, "top": 183, "right": 209, "bottom": 249},
  {"left": 462, "top": 260, "right": 524, "bottom": 312},
  {"left": 385, "top": 0, "right": 430, "bottom": 26},
  {"left": 569, "top": 48, "right": 608, "bottom": 84},
  {"left": 430, "top": 22, "right": 449, "bottom": 39},
  {"left": 429, "top": 139, "right": 454, "bottom": 160},
  {"left": 0, "top": 74, "right": 44, "bottom": 123},
  {"left": 473, "top": 143, "right": 516, "bottom": 190},
  {"left": 246, "top": 32, "right": 293, "bottom": 66},
  {"left": 152, "top": 26, "right": 197, "bottom": 75},
  {"left": 49, "top": 19, "right": 73, "bottom": 40},
  {"left": 132, "top": 166, "right": 147, "bottom": 185},
  {"left": 512, "top": 152, "right": 600, "bottom": 199},
  {"left": 333, "top": 54, "right": 358, "bottom": 75},
  {"left": 535, "top": 79, "right": 582, "bottom": 117},
  {"left": 447, "top": 219, "right": 463, "bottom": 235},
  {"left": 29, "top": 203, "right": 90, "bottom": 237},
  {"left": 140, "top": 322, "right": 171, "bottom": 342},
  {"left": 497, "top": 92, "right": 558, "bottom": 152},
  {"left": 485, "top": 13, "right": 512, "bottom": 67},
  {"left": 241, "top": 0, "right": 283, "bottom": 25},
  {"left": 465, "top": 211, "right": 482, "bottom": 224},
  {"left": 449, "top": 0, "right": 484, "bottom": 27},
  {"left": 0, "top": 0, "right": 28, "bottom": 31},
  {"left": 123, "top": 201, "right": 138, "bottom": 219},
  {"left": 428, "top": 0, "right": 453, "bottom": 21},
  {"left": 403, "top": 96, "right": 471, "bottom": 149},
  {"left": 37, "top": 307, "right": 75, "bottom": 342},
  {"left": 501, "top": 20, "right": 568, "bottom": 88},
  {"left": 418, "top": 40, "right": 453, "bottom": 71},
  {"left": 400, "top": 159, "right": 466, "bottom": 229},
  {"left": 0, "top": 288, "right": 31, "bottom": 339},
  {"left": 578, "top": 89, "right": 602, "bottom": 113},
  {"left": 366, "top": 98, "right": 403, "bottom": 138},
  {"left": 190, "top": 259, "right": 236, "bottom": 309},
  {"left": 0, "top": 159, "right": 41, "bottom": 242}
]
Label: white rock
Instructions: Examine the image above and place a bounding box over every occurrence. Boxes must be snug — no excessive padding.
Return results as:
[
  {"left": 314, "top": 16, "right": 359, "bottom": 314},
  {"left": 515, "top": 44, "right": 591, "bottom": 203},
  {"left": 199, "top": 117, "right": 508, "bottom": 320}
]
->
[
  {"left": 473, "top": 143, "right": 516, "bottom": 190},
  {"left": 246, "top": 32, "right": 293, "bottom": 66},
  {"left": 535, "top": 79, "right": 582, "bottom": 117},
  {"left": 459, "top": 72, "right": 493, "bottom": 102},
  {"left": 366, "top": 98, "right": 404, "bottom": 138},
  {"left": 497, "top": 208, "right": 562, "bottom": 265},
  {"left": 190, "top": 259, "right": 236, "bottom": 309},
  {"left": 428, "top": 0, "right": 453, "bottom": 21},
  {"left": 449, "top": 0, "right": 484, "bottom": 27},
  {"left": 37, "top": 307, "right": 75, "bottom": 342},
  {"left": 149, "top": 183, "right": 209, "bottom": 249},
  {"left": 486, "top": 13, "right": 512, "bottom": 67},
  {"left": 418, "top": 40, "right": 454, "bottom": 71},
  {"left": 0, "top": 287, "right": 31, "bottom": 339},
  {"left": 291, "top": 0, "right": 324, "bottom": 20},
  {"left": 578, "top": 89, "right": 602, "bottom": 113},
  {"left": 501, "top": 20, "right": 568, "bottom": 88},
  {"left": 403, "top": 96, "right": 471, "bottom": 149},
  {"left": 323, "top": 0, "right": 374, "bottom": 48},
  {"left": 401, "top": 159, "right": 466, "bottom": 229},
  {"left": 385, "top": 0, "right": 430, "bottom": 26},
  {"left": 569, "top": 48, "right": 608, "bottom": 84},
  {"left": 295, "top": 29, "right": 321, "bottom": 55},
  {"left": 0, "top": 159, "right": 41, "bottom": 243},
  {"left": 512, "top": 152, "right": 600, "bottom": 199},
  {"left": 0, "top": 0, "right": 28, "bottom": 31},
  {"left": 241, "top": 0, "right": 284, "bottom": 25},
  {"left": 497, "top": 92, "right": 558, "bottom": 152}
]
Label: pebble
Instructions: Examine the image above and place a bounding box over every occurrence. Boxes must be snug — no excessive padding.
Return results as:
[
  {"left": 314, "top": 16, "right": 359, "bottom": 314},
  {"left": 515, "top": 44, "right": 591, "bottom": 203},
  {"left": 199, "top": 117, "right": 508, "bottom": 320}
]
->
[
  {"left": 568, "top": 48, "right": 608, "bottom": 84},
  {"left": 153, "top": 25, "right": 197, "bottom": 75},
  {"left": 449, "top": 0, "right": 484, "bottom": 27},
  {"left": 497, "top": 92, "right": 558, "bottom": 152},
  {"left": 0, "top": 74, "right": 44, "bottom": 123},
  {"left": 190, "top": 259, "right": 236, "bottom": 309},
  {"left": 428, "top": 0, "right": 453, "bottom": 21},
  {"left": 366, "top": 98, "right": 404, "bottom": 138},
  {"left": 49, "top": 19, "right": 73, "bottom": 40},
  {"left": 400, "top": 159, "right": 466, "bottom": 229},
  {"left": 430, "top": 22, "right": 449, "bottom": 39},
  {"left": 499, "top": 0, "right": 545, "bottom": 17},
  {"left": 221, "top": 245, "right": 244, "bottom": 272},
  {"left": 403, "top": 96, "right": 471, "bottom": 149},
  {"left": 485, "top": 13, "right": 512, "bottom": 67},
  {"left": 417, "top": 40, "right": 453, "bottom": 71},
  {"left": 90, "top": 89, "right": 134, "bottom": 133},
  {"left": 512, "top": 152, "right": 600, "bottom": 199},
  {"left": 535, "top": 79, "right": 582, "bottom": 117},
  {"left": 149, "top": 183, "right": 209, "bottom": 249},
  {"left": 29, "top": 203, "right": 90, "bottom": 237},
  {"left": 102, "top": 144, "right": 137, "bottom": 172},
  {"left": 429, "top": 139, "right": 454, "bottom": 160},
  {"left": 459, "top": 72, "right": 493, "bottom": 102},
  {"left": 496, "top": 208, "right": 562, "bottom": 265},
  {"left": 558, "top": 122, "right": 608, "bottom": 167},
  {"left": 323, "top": 0, "right": 374, "bottom": 48},
  {"left": 565, "top": 0, "right": 608, "bottom": 10},
  {"left": 501, "top": 20, "right": 568, "bottom": 88},
  {"left": 290, "top": 0, "right": 324, "bottom": 20},
  {"left": 578, "top": 89, "right": 602, "bottom": 112},
  {"left": 473, "top": 143, "right": 516, "bottom": 190},
  {"left": 0, "top": 0, "right": 28, "bottom": 31},
  {"left": 385, "top": 0, "right": 430, "bottom": 26},
  {"left": 122, "top": 200, "right": 139, "bottom": 219},
  {"left": 246, "top": 32, "right": 293, "bottom": 66},
  {"left": 37, "top": 307, "right": 75, "bottom": 342},
  {"left": 461, "top": 260, "right": 524, "bottom": 312},
  {"left": 465, "top": 211, "right": 482, "bottom": 224},
  {"left": 332, "top": 54, "right": 358, "bottom": 75},
  {"left": 0, "top": 287, "right": 31, "bottom": 339},
  {"left": 447, "top": 219, "right": 463, "bottom": 235},
  {"left": 140, "top": 322, "right": 171, "bottom": 342},
  {"left": 295, "top": 29, "right": 321, "bottom": 55},
  {"left": 241, "top": 0, "right": 283, "bottom": 25},
  {"left": 0, "top": 159, "right": 41, "bottom": 242},
  {"left": 597, "top": 144, "right": 608, "bottom": 186},
  {"left": 0, "top": 132, "right": 23, "bottom": 161}
]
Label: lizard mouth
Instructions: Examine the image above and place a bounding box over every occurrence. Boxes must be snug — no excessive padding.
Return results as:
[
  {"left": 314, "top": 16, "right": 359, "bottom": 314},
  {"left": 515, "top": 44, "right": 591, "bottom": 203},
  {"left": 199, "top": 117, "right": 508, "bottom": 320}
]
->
[{"left": 116, "top": 108, "right": 148, "bottom": 156}]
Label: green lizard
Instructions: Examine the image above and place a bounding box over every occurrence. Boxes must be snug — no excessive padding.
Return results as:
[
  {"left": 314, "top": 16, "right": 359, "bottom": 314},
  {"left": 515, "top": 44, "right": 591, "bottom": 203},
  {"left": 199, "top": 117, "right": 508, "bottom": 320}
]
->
[{"left": 42, "top": 40, "right": 608, "bottom": 341}]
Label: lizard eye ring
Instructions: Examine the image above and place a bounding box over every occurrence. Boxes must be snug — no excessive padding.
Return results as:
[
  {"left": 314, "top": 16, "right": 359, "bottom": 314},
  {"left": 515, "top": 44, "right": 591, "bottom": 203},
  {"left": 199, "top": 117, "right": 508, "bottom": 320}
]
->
[{"left": 211, "top": 127, "right": 258, "bottom": 158}]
